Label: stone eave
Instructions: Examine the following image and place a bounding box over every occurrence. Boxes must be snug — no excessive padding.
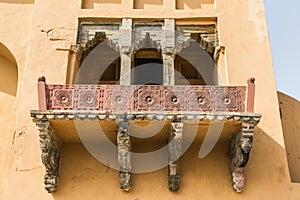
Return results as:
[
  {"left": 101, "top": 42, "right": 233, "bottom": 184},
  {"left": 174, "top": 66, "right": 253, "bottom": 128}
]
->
[{"left": 30, "top": 110, "right": 262, "bottom": 123}]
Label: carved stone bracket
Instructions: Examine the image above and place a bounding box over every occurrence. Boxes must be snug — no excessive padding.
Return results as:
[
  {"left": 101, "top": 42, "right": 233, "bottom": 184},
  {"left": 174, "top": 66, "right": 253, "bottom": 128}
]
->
[
  {"left": 117, "top": 120, "right": 132, "bottom": 191},
  {"left": 168, "top": 122, "right": 183, "bottom": 192},
  {"left": 229, "top": 122, "right": 255, "bottom": 192},
  {"left": 31, "top": 111, "right": 261, "bottom": 193},
  {"left": 35, "top": 120, "right": 61, "bottom": 193}
]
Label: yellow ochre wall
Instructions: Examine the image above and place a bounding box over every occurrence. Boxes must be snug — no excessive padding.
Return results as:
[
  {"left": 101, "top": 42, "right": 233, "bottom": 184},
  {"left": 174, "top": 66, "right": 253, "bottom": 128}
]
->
[
  {"left": 0, "top": 0, "right": 299, "bottom": 199},
  {"left": 278, "top": 92, "right": 300, "bottom": 184}
]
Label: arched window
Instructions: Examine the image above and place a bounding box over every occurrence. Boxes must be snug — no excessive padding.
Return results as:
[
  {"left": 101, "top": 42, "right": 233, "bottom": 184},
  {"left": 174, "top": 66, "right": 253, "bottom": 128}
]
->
[{"left": 175, "top": 40, "right": 217, "bottom": 85}]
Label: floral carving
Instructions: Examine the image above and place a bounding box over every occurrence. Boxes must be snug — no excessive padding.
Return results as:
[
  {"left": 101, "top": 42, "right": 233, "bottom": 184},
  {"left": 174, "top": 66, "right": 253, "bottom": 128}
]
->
[
  {"left": 52, "top": 90, "right": 73, "bottom": 109},
  {"left": 44, "top": 84, "right": 247, "bottom": 112},
  {"left": 189, "top": 86, "right": 212, "bottom": 111},
  {"left": 134, "top": 85, "right": 163, "bottom": 111},
  {"left": 164, "top": 87, "right": 187, "bottom": 111},
  {"left": 104, "top": 86, "right": 134, "bottom": 111}
]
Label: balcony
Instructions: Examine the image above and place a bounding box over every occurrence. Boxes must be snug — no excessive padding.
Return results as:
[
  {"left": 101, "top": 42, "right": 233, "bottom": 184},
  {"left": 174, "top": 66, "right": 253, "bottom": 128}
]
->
[{"left": 31, "top": 76, "right": 261, "bottom": 193}]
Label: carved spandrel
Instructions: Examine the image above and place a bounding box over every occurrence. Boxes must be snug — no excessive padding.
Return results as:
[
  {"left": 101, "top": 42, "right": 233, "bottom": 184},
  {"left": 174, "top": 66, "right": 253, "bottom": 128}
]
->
[
  {"left": 36, "top": 120, "right": 61, "bottom": 193},
  {"left": 229, "top": 122, "right": 254, "bottom": 193},
  {"left": 117, "top": 121, "right": 132, "bottom": 191},
  {"left": 168, "top": 122, "right": 183, "bottom": 192}
]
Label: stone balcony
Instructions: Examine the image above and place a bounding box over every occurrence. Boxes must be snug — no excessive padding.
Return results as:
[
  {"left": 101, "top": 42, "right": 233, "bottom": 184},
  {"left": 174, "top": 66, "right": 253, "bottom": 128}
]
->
[{"left": 30, "top": 77, "right": 261, "bottom": 193}]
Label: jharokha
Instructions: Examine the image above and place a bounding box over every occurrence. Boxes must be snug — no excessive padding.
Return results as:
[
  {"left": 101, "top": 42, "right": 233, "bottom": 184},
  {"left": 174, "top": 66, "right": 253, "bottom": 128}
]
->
[{"left": 0, "top": 0, "right": 299, "bottom": 200}]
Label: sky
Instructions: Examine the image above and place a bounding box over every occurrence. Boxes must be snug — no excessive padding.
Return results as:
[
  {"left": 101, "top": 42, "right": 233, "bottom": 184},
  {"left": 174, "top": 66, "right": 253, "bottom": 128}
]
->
[{"left": 264, "top": 0, "right": 300, "bottom": 101}]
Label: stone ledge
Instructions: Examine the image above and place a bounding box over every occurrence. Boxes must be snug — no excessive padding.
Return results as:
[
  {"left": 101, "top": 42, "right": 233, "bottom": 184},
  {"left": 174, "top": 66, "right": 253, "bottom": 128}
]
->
[{"left": 30, "top": 110, "right": 262, "bottom": 123}]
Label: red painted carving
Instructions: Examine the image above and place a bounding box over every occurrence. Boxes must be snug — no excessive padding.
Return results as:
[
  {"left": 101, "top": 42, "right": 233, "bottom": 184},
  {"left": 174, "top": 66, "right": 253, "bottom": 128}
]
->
[
  {"left": 76, "top": 85, "right": 103, "bottom": 110},
  {"left": 225, "top": 87, "right": 246, "bottom": 112},
  {"left": 43, "top": 84, "right": 247, "bottom": 113},
  {"left": 104, "top": 85, "right": 134, "bottom": 111},
  {"left": 134, "top": 85, "right": 163, "bottom": 111},
  {"left": 48, "top": 85, "right": 75, "bottom": 110},
  {"left": 164, "top": 86, "right": 187, "bottom": 112},
  {"left": 189, "top": 86, "right": 212, "bottom": 112}
]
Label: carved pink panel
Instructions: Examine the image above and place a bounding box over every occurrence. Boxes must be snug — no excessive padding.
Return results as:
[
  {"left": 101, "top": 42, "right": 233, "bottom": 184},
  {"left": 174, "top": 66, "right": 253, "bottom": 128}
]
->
[
  {"left": 225, "top": 87, "right": 246, "bottom": 112},
  {"left": 104, "top": 85, "right": 135, "bottom": 112},
  {"left": 75, "top": 85, "right": 103, "bottom": 110},
  {"left": 44, "top": 84, "right": 247, "bottom": 112},
  {"left": 134, "top": 85, "right": 164, "bottom": 111},
  {"left": 163, "top": 86, "right": 188, "bottom": 112},
  {"left": 189, "top": 86, "right": 212, "bottom": 112},
  {"left": 48, "top": 85, "right": 75, "bottom": 110}
]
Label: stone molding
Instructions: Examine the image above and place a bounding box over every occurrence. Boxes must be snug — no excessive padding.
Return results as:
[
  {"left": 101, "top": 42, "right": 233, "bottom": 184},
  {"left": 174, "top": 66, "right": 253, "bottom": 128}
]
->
[{"left": 31, "top": 110, "right": 261, "bottom": 123}]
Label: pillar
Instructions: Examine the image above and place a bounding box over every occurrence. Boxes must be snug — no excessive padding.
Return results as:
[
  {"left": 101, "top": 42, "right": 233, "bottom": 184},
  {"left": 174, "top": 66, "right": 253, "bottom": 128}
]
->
[
  {"left": 119, "top": 18, "right": 133, "bottom": 85},
  {"left": 162, "top": 19, "right": 175, "bottom": 86}
]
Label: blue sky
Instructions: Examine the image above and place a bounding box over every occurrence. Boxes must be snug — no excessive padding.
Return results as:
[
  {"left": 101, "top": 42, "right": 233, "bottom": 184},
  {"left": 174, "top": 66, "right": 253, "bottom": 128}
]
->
[{"left": 264, "top": 0, "right": 300, "bottom": 100}]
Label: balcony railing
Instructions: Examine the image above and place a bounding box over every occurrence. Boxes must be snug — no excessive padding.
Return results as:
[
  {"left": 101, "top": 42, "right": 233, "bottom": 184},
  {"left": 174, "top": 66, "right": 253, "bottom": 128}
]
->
[
  {"left": 37, "top": 76, "right": 255, "bottom": 113},
  {"left": 32, "top": 76, "right": 260, "bottom": 194}
]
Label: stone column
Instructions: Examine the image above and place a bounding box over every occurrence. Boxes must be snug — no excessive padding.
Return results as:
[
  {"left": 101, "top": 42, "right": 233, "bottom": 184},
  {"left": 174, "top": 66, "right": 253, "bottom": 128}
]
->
[
  {"left": 117, "top": 120, "right": 132, "bottom": 191},
  {"left": 229, "top": 122, "right": 255, "bottom": 192},
  {"left": 162, "top": 19, "right": 175, "bottom": 86},
  {"left": 168, "top": 121, "right": 183, "bottom": 192},
  {"left": 119, "top": 18, "right": 133, "bottom": 86},
  {"left": 118, "top": 19, "right": 133, "bottom": 191},
  {"left": 35, "top": 120, "right": 61, "bottom": 193},
  {"left": 162, "top": 53, "right": 175, "bottom": 86}
]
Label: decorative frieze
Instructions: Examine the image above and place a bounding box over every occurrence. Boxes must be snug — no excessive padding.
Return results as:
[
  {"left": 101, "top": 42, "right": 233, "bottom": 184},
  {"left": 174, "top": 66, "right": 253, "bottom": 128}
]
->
[
  {"left": 40, "top": 83, "right": 248, "bottom": 113},
  {"left": 31, "top": 110, "right": 262, "bottom": 123},
  {"left": 35, "top": 120, "right": 61, "bottom": 193}
]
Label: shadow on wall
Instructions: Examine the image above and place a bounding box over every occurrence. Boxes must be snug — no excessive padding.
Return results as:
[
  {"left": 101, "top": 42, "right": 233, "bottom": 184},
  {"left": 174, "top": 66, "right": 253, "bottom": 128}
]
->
[
  {"left": 0, "top": 43, "right": 18, "bottom": 96},
  {"left": 82, "top": 0, "right": 121, "bottom": 9},
  {"left": 0, "top": 0, "right": 34, "bottom": 4},
  {"left": 176, "top": 0, "right": 214, "bottom": 9},
  {"left": 50, "top": 126, "right": 292, "bottom": 199},
  {"left": 278, "top": 91, "right": 300, "bottom": 183}
]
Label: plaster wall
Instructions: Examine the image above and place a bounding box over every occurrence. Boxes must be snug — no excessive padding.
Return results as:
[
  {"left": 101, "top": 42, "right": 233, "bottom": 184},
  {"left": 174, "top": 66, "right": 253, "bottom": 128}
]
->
[
  {"left": 278, "top": 92, "right": 300, "bottom": 183},
  {"left": 176, "top": 0, "right": 214, "bottom": 10},
  {"left": 0, "top": 43, "right": 18, "bottom": 199},
  {"left": 0, "top": 0, "right": 299, "bottom": 199}
]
